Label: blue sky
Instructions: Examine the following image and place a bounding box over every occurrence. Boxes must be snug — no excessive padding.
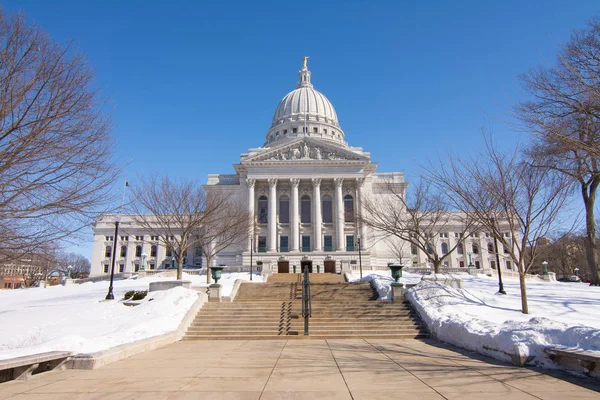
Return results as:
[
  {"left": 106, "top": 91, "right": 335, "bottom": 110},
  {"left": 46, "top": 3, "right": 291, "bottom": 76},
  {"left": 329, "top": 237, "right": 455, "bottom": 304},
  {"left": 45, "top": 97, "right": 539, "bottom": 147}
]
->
[{"left": 4, "top": 0, "right": 599, "bottom": 258}]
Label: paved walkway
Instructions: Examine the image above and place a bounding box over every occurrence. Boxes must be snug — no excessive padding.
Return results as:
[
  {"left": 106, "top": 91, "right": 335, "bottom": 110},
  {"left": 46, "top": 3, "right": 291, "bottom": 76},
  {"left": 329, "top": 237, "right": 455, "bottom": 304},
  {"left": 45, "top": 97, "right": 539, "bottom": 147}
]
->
[{"left": 1, "top": 339, "right": 599, "bottom": 399}]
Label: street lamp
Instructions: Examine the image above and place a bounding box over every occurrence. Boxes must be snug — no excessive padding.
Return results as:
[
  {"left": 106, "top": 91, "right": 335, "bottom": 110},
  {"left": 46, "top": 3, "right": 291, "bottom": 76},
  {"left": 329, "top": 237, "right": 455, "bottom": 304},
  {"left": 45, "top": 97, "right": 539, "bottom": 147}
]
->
[
  {"left": 490, "top": 218, "right": 506, "bottom": 295},
  {"left": 574, "top": 267, "right": 580, "bottom": 277},
  {"left": 357, "top": 236, "right": 363, "bottom": 279},
  {"left": 105, "top": 218, "right": 120, "bottom": 300},
  {"left": 542, "top": 260, "right": 549, "bottom": 275}
]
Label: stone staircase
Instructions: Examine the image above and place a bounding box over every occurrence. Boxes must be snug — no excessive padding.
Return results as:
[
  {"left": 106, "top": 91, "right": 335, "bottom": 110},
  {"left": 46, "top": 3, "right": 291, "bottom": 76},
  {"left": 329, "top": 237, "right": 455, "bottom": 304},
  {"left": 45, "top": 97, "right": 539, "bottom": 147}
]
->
[{"left": 184, "top": 274, "right": 428, "bottom": 340}]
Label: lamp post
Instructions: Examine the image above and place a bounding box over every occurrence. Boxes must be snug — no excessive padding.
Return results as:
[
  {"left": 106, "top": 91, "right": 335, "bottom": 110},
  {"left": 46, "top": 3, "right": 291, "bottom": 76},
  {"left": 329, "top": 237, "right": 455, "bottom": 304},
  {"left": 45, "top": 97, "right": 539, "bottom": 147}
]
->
[
  {"left": 67, "top": 265, "right": 72, "bottom": 279},
  {"left": 490, "top": 218, "right": 506, "bottom": 295},
  {"left": 574, "top": 267, "right": 580, "bottom": 277},
  {"left": 141, "top": 253, "right": 147, "bottom": 271},
  {"left": 357, "top": 236, "right": 363, "bottom": 279},
  {"left": 542, "top": 260, "right": 549, "bottom": 275},
  {"left": 250, "top": 238, "right": 253, "bottom": 281},
  {"left": 105, "top": 219, "right": 120, "bottom": 300}
]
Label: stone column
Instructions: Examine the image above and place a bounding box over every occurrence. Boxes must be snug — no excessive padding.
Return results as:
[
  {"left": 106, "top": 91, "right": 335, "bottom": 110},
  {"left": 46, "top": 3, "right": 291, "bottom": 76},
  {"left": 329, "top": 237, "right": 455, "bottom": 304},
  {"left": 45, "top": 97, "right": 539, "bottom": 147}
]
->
[
  {"left": 312, "top": 178, "right": 322, "bottom": 251},
  {"left": 290, "top": 178, "right": 300, "bottom": 252},
  {"left": 334, "top": 178, "right": 345, "bottom": 251},
  {"left": 356, "top": 178, "right": 367, "bottom": 250},
  {"left": 268, "top": 178, "right": 278, "bottom": 252},
  {"left": 246, "top": 178, "right": 256, "bottom": 252}
]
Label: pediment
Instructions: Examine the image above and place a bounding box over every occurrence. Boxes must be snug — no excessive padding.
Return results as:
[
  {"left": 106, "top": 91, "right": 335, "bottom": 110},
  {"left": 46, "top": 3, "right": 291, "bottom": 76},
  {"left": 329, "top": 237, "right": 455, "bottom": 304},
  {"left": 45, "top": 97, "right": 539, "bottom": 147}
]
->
[{"left": 243, "top": 139, "right": 368, "bottom": 164}]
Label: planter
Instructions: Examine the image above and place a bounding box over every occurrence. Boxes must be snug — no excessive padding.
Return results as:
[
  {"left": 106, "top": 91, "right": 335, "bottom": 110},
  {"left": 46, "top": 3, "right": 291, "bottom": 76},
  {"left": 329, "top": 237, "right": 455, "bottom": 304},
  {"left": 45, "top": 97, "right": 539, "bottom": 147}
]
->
[
  {"left": 387, "top": 263, "right": 404, "bottom": 283},
  {"left": 210, "top": 265, "right": 227, "bottom": 284}
]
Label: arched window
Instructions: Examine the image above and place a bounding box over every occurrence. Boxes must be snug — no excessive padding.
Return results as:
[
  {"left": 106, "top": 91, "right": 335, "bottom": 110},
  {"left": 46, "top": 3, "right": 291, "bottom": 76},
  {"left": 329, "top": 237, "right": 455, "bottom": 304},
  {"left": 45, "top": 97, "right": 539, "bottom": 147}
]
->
[
  {"left": 258, "top": 196, "right": 268, "bottom": 224},
  {"left": 120, "top": 245, "right": 127, "bottom": 257},
  {"left": 426, "top": 245, "right": 433, "bottom": 254},
  {"left": 441, "top": 242, "right": 448, "bottom": 255},
  {"left": 104, "top": 246, "right": 112, "bottom": 258},
  {"left": 344, "top": 195, "right": 354, "bottom": 222},
  {"left": 279, "top": 195, "right": 289, "bottom": 223},
  {"left": 411, "top": 244, "right": 418, "bottom": 255},
  {"left": 322, "top": 195, "right": 333, "bottom": 223},
  {"left": 135, "top": 245, "right": 142, "bottom": 257},
  {"left": 150, "top": 245, "right": 157, "bottom": 257},
  {"left": 457, "top": 243, "right": 463, "bottom": 254},
  {"left": 472, "top": 243, "right": 479, "bottom": 254},
  {"left": 166, "top": 247, "right": 172, "bottom": 257},
  {"left": 301, "top": 195, "right": 311, "bottom": 223},
  {"left": 488, "top": 242, "right": 494, "bottom": 252}
]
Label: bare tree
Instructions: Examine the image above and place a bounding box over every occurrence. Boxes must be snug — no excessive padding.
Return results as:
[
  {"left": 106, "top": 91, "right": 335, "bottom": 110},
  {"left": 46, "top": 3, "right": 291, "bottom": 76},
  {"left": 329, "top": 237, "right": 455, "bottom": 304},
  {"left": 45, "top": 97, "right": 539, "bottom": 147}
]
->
[
  {"left": 384, "top": 236, "right": 409, "bottom": 265},
  {"left": 361, "top": 180, "right": 477, "bottom": 273},
  {"left": 129, "top": 176, "right": 249, "bottom": 282},
  {"left": 0, "top": 9, "right": 119, "bottom": 262},
  {"left": 427, "top": 136, "right": 568, "bottom": 314},
  {"left": 55, "top": 252, "right": 91, "bottom": 279},
  {"left": 516, "top": 16, "right": 600, "bottom": 285}
]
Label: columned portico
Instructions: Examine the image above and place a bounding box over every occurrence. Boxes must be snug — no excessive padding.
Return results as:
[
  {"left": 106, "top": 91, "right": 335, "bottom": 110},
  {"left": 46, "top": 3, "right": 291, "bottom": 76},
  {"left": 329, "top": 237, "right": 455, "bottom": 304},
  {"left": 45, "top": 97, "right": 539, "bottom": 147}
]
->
[
  {"left": 334, "top": 178, "right": 344, "bottom": 251},
  {"left": 290, "top": 178, "right": 300, "bottom": 252},
  {"left": 312, "top": 178, "right": 322, "bottom": 251},
  {"left": 268, "top": 178, "right": 278, "bottom": 252}
]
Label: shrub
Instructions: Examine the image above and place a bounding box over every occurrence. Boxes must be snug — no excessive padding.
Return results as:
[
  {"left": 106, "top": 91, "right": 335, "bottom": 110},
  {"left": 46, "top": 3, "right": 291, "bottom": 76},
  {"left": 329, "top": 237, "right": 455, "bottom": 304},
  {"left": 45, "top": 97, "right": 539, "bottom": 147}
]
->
[
  {"left": 124, "top": 290, "right": 135, "bottom": 300},
  {"left": 131, "top": 290, "right": 148, "bottom": 301}
]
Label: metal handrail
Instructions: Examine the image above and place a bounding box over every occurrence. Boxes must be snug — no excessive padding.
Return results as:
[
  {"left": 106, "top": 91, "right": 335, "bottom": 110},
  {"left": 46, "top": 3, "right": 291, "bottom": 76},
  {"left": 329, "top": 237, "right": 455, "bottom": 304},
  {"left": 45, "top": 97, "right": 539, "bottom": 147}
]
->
[{"left": 301, "top": 266, "right": 311, "bottom": 336}]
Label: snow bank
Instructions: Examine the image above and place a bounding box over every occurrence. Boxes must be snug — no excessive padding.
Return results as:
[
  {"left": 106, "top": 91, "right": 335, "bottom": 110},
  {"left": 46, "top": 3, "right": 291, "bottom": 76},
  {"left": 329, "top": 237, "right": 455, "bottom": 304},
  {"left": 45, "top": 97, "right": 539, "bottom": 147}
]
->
[
  {"left": 0, "top": 271, "right": 262, "bottom": 360},
  {"left": 348, "top": 270, "right": 421, "bottom": 300}
]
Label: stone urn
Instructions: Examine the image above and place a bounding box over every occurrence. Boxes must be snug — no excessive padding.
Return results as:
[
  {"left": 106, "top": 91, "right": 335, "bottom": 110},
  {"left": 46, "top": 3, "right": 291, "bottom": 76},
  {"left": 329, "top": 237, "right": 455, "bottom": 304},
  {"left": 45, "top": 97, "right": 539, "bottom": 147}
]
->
[
  {"left": 210, "top": 265, "right": 226, "bottom": 285},
  {"left": 387, "top": 263, "right": 404, "bottom": 283}
]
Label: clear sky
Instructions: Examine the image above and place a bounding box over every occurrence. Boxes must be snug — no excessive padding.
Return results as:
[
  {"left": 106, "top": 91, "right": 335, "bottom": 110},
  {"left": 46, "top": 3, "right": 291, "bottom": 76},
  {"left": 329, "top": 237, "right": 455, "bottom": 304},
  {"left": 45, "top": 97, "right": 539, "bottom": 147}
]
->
[{"left": 4, "top": 0, "right": 599, "bottom": 259}]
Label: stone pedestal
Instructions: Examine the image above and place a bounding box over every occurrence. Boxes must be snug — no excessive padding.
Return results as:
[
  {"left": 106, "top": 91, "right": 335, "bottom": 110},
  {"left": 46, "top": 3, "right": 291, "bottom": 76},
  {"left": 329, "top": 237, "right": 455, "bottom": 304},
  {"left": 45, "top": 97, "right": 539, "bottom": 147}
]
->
[
  {"left": 542, "top": 272, "right": 557, "bottom": 282},
  {"left": 209, "top": 284, "right": 222, "bottom": 301},
  {"left": 137, "top": 271, "right": 147, "bottom": 278},
  {"left": 391, "top": 283, "right": 404, "bottom": 303},
  {"left": 468, "top": 267, "right": 478, "bottom": 276}
]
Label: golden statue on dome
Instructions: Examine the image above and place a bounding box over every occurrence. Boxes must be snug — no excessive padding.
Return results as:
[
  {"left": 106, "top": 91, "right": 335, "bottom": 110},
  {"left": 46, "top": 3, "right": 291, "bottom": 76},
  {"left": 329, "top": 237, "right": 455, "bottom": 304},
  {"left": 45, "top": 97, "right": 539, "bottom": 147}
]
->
[{"left": 302, "top": 56, "right": 309, "bottom": 69}]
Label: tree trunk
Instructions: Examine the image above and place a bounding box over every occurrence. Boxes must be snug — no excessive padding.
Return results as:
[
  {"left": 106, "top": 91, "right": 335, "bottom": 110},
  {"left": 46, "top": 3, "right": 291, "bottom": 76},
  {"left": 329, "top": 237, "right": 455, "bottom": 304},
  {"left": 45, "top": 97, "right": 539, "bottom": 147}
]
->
[
  {"left": 433, "top": 259, "right": 441, "bottom": 274},
  {"left": 583, "top": 187, "right": 600, "bottom": 285},
  {"left": 205, "top": 255, "right": 212, "bottom": 285},
  {"left": 176, "top": 254, "right": 183, "bottom": 280},
  {"left": 518, "top": 261, "right": 529, "bottom": 314}
]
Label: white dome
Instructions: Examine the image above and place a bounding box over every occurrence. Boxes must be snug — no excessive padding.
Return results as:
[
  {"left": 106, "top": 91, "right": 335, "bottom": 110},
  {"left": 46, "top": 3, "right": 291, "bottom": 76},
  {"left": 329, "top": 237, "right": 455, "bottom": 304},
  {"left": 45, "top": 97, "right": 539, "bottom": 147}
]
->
[{"left": 265, "top": 59, "right": 345, "bottom": 146}]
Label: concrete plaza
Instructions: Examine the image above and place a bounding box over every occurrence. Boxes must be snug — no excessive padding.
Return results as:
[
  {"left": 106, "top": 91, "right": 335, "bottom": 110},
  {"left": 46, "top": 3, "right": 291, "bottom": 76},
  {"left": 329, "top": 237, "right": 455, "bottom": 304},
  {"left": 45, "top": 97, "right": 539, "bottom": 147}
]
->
[{"left": 1, "top": 339, "right": 599, "bottom": 399}]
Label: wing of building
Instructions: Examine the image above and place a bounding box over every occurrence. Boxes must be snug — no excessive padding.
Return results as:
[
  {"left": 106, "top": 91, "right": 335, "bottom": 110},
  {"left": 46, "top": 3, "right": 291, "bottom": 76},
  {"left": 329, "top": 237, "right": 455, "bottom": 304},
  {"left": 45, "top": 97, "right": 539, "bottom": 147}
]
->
[{"left": 90, "top": 60, "right": 519, "bottom": 277}]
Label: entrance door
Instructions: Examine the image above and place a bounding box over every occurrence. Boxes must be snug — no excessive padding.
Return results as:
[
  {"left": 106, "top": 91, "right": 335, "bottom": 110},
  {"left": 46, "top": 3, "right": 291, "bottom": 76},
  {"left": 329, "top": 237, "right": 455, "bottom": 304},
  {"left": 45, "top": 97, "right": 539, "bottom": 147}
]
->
[
  {"left": 324, "top": 260, "right": 336, "bottom": 274},
  {"left": 301, "top": 261, "right": 313, "bottom": 273},
  {"left": 278, "top": 261, "right": 289, "bottom": 273}
]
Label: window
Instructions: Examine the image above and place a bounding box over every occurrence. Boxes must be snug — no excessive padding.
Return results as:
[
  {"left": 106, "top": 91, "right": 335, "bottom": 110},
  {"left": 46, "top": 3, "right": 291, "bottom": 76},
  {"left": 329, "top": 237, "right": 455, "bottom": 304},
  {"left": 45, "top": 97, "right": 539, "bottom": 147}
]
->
[
  {"left": 506, "top": 260, "right": 512, "bottom": 270},
  {"left": 103, "top": 265, "right": 109, "bottom": 274},
  {"left": 258, "top": 196, "right": 268, "bottom": 224},
  {"left": 439, "top": 233, "right": 448, "bottom": 238},
  {"left": 165, "top": 263, "right": 171, "bottom": 269},
  {"left": 119, "top": 264, "right": 124, "bottom": 273},
  {"left": 346, "top": 235, "right": 355, "bottom": 251},
  {"left": 322, "top": 195, "right": 333, "bottom": 223},
  {"left": 301, "top": 236, "right": 311, "bottom": 252},
  {"left": 473, "top": 232, "right": 479, "bottom": 238},
  {"left": 426, "top": 246, "right": 433, "bottom": 254},
  {"left": 459, "top": 261, "right": 465, "bottom": 268},
  {"left": 149, "top": 263, "right": 155, "bottom": 270},
  {"left": 490, "top": 260, "right": 497, "bottom": 269},
  {"left": 135, "top": 245, "right": 142, "bottom": 257},
  {"left": 302, "top": 126, "right": 307, "bottom": 133},
  {"left": 120, "top": 245, "right": 127, "bottom": 258},
  {"left": 301, "top": 195, "right": 311, "bottom": 223},
  {"left": 283, "top": 129, "right": 287, "bottom": 135},
  {"left": 150, "top": 245, "right": 157, "bottom": 257},
  {"left": 488, "top": 242, "right": 495, "bottom": 252},
  {"left": 120, "top": 236, "right": 128, "bottom": 241},
  {"left": 411, "top": 244, "right": 418, "bottom": 255},
  {"left": 135, "top": 236, "right": 144, "bottom": 241},
  {"left": 503, "top": 232, "right": 510, "bottom": 238},
  {"left": 293, "top": 127, "right": 297, "bottom": 133},
  {"left": 276, "top": 131, "right": 279, "bottom": 136},
  {"left": 443, "top": 261, "right": 449, "bottom": 267},
  {"left": 195, "top": 247, "right": 203, "bottom": 257},
  {"left": 280, "top": 236, "right": 289, "bottom": 252},
  {"left": 457, "top": 243, "right": 463, "bottom": 255},
  {"left": 475, "top": 261, "right": 481, "bottom": 269},
  {"left": 441, "top": 242, "right": 448, "bottom": 255},
  {"left": 166, "top": 247, "right": 172, "bottom": 257},
  {"left": 151, "top": 236, "right": 159, "bottom": 241},
  {"left": 485, "top": 232, "right": 490, "bottom": 238},
  {"left": 279, "top": 195, "right": 289, "bottom": 223},
  {"left": 313, "top": 127, "right": 318, "bottom": 133},
  {"left": 323, "top": 129, "right": 327, "bottom": 134},
  {"left": 258, "top": 236, "right": 267, "bottom": 252},
  {"left": 344, "top": 195, "right": 354, "bottom": 222},
  {"left": 104, "top": 246, "right": 112, "bottom": 258},
  {"left": 105, "top": 236, "right": 114, "bottom": 241},
  {"left": 504, "top": 246, "right": 509, "bottom": 254},
  {"left": 472, "top": 243, "right": 479, "bottom": 254},
  {"left": 324, "top": 235, "right": 333, "bottom": 251}
]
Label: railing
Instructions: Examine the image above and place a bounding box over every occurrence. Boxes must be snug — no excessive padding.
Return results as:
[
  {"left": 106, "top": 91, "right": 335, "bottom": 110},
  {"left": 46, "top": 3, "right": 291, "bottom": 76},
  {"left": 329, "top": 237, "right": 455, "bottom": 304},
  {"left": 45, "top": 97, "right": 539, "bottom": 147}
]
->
[{"left": 301, "top": 266, "right": 311, "bottom": 336}]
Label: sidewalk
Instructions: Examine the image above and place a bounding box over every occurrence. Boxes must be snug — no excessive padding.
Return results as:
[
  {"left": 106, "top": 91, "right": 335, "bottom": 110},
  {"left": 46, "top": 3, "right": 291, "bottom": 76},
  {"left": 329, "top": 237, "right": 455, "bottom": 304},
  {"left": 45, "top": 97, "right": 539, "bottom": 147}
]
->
[{"left": 1, "top": 339, "right": 599, "bottom": 399}]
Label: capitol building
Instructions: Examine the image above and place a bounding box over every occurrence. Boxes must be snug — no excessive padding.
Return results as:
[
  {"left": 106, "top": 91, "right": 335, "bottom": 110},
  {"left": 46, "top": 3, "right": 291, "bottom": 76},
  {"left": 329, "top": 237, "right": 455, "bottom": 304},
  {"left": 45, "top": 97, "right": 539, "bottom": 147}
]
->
[{"left": 91, "top": 59, "right": 514, "bottom": 276}]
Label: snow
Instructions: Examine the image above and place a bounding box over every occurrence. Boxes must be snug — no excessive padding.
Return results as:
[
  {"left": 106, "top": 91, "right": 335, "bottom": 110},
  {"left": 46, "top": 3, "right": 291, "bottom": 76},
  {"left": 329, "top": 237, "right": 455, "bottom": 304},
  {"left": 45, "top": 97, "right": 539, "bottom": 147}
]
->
[
  {"left": 352, "top": 270, "right": 600, "bottom": 369},
  {"left": 0, "top": 271, "right": 261, "bottom": 360}
]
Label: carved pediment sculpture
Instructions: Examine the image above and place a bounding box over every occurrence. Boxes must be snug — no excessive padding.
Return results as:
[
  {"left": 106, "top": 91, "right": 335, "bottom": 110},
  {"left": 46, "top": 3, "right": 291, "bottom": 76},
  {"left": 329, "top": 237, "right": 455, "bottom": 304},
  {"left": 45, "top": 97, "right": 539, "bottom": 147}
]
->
[{"left": 251, "top": 141, "right": 363, "bottom": 162}]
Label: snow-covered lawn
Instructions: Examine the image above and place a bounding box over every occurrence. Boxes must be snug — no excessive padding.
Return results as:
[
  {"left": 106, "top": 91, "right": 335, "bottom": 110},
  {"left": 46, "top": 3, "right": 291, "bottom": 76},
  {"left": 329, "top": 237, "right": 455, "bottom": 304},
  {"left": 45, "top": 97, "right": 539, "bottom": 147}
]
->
[
  {"left": 351, "top": 270, "right": 600, "bottom": 369},
  {"left": 0, "top": 272, "right": 261, "bottom": 360}
]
